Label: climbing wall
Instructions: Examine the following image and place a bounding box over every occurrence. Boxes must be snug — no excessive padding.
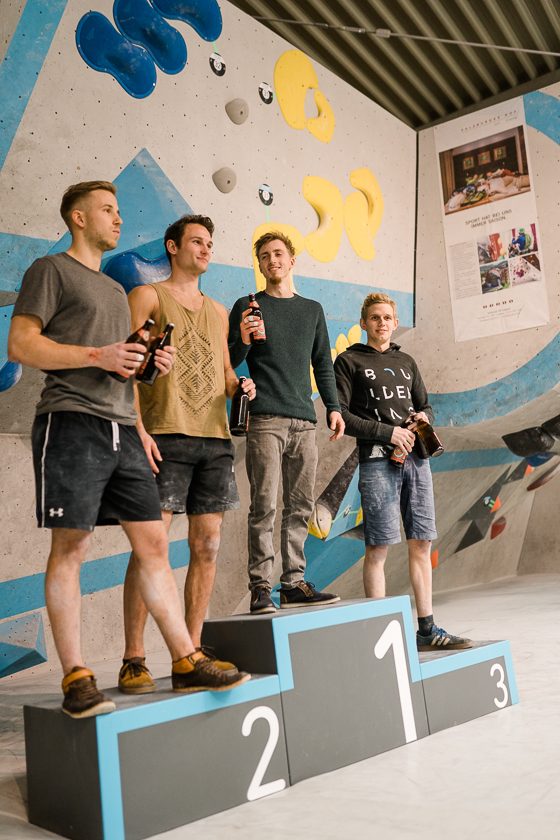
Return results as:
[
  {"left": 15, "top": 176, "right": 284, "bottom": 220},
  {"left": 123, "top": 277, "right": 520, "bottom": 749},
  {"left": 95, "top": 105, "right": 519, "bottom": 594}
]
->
[{"left": 0, "top": 0, "right": 415, "bottom": 676}]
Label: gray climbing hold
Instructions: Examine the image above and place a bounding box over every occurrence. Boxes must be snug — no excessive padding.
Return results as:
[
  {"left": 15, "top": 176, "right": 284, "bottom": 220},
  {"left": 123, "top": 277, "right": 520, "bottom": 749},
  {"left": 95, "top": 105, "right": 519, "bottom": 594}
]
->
[
  {"left": 225, "top": 98, "right": 249, "bottom": 124},
  {"left": 212, "top": 167, "right": 237, "bottom": 193}
]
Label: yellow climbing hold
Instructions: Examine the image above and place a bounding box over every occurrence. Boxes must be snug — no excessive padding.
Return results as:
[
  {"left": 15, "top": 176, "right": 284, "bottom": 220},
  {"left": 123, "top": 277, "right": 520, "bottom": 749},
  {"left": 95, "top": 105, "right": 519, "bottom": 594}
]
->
[
  {"left": 310, "top": 361, "right": 318, "bottom": 394},
  {"left": 344, "top": 168, "right": 384, "bottom": 261},
  {"left": 274, "top": 50, "right": 318, "bottom": 130},
  {"left": 335, "top": 333, "right": 349, "bottom": 356},
  {"left": 251, "top": 223, "right": 304, "bottom": 292},
  {"left": 347, "top": 324, "right": 362, "bottom": 345},
  {"left": 308, "top": 503, "right": 332, "bottom": 540},
  {"left": 274, "top": 50, "right": 335, "bottom": 142},
  {"left": 303, "top": 176, "right": 344, "bottom": 263},
  {"left": 307, "top": 90, "right": 335, "bottom": 143},
  {"left": 355, "top": 507, "right": 363, "bottom": 527}
]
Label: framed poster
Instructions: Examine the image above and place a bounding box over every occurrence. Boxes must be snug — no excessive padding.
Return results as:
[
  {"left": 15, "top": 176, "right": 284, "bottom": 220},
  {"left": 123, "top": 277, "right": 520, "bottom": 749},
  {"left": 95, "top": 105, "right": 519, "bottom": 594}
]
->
[{"left": 435, "top": 97, "right": 548, "bottom": 342}]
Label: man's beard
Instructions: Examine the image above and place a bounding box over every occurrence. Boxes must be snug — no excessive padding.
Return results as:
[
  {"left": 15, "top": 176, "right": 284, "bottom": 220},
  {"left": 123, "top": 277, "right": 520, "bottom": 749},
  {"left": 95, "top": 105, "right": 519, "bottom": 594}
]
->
[{"left": 267, "top": 274, "right": 283, "bottom": 285}]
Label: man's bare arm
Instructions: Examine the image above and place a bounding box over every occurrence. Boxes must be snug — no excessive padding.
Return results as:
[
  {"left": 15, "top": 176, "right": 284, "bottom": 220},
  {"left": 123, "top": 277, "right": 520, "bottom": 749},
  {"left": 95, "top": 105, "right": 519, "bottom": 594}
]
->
[
  {"left": 128, "top": 283, "right": 175, "bottom": 377},
  {"left": 128, "top": 284, "right": 160, "bottom": 332},
  {"left": 212, "top": 299, "right": 256, "bottom": 401},
  {"left": 8, "top": 314, "right": 146, "bottom": 376}
]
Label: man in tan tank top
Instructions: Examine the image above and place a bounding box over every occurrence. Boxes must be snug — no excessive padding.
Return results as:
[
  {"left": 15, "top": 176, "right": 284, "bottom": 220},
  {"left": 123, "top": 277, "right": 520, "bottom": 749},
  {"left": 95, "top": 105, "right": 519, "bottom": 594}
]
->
[{"left": 118, "top": 215, "right": 256, "bottom": 693}]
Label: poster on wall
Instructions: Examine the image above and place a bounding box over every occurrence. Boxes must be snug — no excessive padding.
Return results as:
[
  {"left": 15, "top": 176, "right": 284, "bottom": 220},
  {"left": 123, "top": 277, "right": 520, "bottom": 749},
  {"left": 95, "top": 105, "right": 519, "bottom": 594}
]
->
[{"left": 434, "top": 97, "right": 549, "bottom": 342}]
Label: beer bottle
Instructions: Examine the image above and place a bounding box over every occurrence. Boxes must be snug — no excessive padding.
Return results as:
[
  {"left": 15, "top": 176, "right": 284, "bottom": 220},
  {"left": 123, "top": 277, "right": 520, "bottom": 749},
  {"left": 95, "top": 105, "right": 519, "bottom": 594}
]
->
[
  {"left": 390, "top": 444, "right": 407, "bottom": 468},
  {"left": 136, "top": 323, "right": 175, "bottom": 386},
  {"left": 229, "top": 376, "right": 249, "bottom": 436},
  {"left": 110, "top": 319, "right": 155, "bottom": 382},
  {"left": 248, "top": 293, "right": 266, "bottom": 344},
  {"left": 410, "top": 412, "right": 444, "bottom": 457}
]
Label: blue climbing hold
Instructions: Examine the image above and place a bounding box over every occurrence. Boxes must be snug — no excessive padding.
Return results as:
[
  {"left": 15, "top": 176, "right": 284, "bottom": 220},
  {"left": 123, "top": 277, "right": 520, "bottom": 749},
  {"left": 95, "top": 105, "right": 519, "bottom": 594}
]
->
[
  {"left": 526, "top": 452, "right": 555, "bottom": 467},
  {"left": 104, "top": 251, "right": 170, "bottom": 294},
  {"left": 76, "top": 12, "right": 157, "bottom": 99},
  {"left": 151, "top": 0, "right": 223, "bottom": 42},
  {"left": 113, "top": 0, "right": 187, "bottom": 75},
  {"left": 0, "top": 361, "right": 22, "bottom": 393}
]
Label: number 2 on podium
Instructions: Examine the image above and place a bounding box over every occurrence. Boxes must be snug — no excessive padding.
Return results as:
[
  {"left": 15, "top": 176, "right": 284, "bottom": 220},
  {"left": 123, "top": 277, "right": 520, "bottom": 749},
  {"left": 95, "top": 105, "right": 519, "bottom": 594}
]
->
[{"left": 242, "top": 706, "right": 287, "bottom": 801}]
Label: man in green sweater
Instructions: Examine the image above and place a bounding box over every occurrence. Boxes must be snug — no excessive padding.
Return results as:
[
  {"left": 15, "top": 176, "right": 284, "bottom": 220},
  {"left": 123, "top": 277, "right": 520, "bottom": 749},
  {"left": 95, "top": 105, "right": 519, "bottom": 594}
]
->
[{"left": 229, "top": 231, "right": 345, "bottom": 613}]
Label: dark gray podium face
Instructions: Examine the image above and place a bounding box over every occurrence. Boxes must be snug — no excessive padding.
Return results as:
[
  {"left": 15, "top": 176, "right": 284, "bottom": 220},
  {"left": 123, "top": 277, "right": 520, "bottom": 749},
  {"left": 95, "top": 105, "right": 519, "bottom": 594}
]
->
[
  {"left": 281, "top": 614, "right": 429, "bottom": 783},
  {"left": 422, "top": 653, "right": 513, "bottom": 733},
  {"left": 25, "top": 707, "right": 102, "bottom": 840},
  {"left": 118, "top": 693, "right": 289, "bottom": 840}
]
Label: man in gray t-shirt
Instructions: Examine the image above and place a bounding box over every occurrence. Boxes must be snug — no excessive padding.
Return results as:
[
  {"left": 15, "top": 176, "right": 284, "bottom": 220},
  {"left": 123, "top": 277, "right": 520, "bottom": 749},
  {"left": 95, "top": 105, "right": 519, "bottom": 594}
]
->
[{"left": 9, "top": 181, "right": 249, "bottom": 718}]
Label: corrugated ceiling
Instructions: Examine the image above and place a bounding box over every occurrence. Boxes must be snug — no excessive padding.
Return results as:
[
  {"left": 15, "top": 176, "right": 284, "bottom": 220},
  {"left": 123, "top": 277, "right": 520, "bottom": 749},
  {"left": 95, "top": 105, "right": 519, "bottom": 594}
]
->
[{"left": 228, "top": 0, "right": 560, "bottom": 128}]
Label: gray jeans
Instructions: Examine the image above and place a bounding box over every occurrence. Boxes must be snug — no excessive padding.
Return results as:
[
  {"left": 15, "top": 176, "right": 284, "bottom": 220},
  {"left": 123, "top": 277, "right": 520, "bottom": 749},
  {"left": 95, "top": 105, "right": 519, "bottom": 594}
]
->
[{"left": 246, "top": 415, "right": 318, "bottom": 591}]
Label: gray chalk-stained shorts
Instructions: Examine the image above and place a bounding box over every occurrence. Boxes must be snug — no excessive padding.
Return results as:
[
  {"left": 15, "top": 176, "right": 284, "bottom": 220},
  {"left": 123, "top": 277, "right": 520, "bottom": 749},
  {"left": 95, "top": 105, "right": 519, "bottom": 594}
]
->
[
  {"left": 358, "top": 451, "right": 438, "bottom": 546},
  {"left": 152, "top": 433, "right": 240, "bottom": 515},
  {"left": 31, "top": 411, "right": 162, "bottom": 530}
]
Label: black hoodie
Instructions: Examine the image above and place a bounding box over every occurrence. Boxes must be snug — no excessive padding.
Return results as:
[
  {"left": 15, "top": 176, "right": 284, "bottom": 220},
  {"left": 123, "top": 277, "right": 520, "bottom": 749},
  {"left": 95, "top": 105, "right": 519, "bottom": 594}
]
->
[{"left": 334, "top": 342, "right": 434, "bottom": 461}]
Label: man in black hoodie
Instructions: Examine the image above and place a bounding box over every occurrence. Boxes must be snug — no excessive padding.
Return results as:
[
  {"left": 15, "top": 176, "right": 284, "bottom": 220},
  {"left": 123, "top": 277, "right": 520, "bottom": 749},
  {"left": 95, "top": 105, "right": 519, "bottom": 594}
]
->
[{"left": 334, "top": 292, "right": 472, "bottom": 651}]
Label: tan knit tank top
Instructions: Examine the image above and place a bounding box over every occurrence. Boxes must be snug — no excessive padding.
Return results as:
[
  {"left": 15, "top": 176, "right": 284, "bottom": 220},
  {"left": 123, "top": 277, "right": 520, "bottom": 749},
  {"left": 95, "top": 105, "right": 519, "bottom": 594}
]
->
[{"left": 138, "top": 284, "right": 229, "bottom": 439}]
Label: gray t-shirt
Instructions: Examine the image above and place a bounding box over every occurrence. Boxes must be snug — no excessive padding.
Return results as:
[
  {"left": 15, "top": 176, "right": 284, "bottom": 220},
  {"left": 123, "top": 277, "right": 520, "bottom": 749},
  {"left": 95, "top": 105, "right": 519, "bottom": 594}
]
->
[{"left": 13, "top": 252, "right": 137, "bottom": 424}]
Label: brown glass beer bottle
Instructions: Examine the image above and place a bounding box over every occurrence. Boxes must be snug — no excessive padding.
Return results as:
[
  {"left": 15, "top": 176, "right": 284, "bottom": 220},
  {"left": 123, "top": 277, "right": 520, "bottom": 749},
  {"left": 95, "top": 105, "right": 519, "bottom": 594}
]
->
[
  {"left": 248, "top": 293, "right": 266, "bottom": 345},
  {"left": 136, "top": 323, "right": 175, "bottom": 386},
  {"left": 410, "top": 412, "right": 444, "bottom": 457},
  {"left": 390, "top": 444, "right": 407, "bottom": 468},
  {"left": 229, "top": 376, "right": 249, "bottom": 436},
  {"left": 110, "top": 319, "right": 155, "bottom": 382}
]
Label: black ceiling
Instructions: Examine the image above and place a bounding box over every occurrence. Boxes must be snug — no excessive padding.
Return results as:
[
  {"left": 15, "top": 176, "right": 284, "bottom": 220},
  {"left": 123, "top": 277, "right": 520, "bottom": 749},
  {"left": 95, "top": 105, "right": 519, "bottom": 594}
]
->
[{"left": 229, "top": 0, "right": 560, "bottom": 128}]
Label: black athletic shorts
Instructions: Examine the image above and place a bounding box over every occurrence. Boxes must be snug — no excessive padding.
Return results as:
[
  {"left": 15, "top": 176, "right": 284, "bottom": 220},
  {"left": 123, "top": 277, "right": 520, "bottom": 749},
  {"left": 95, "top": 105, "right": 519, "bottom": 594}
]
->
[
  {"left": 152, "top": 434, "right": 240, "bottom": 515},
  {"left": 31, "top": 411, "right": 162, "bottom": 530}
]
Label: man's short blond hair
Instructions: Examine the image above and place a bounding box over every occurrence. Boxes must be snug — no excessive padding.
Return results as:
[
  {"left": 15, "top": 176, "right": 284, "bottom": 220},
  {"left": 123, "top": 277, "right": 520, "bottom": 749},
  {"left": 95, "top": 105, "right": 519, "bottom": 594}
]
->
[
  {"left": 361, "top": 292, "right": 397, "bottom": 321},
  {"left": 254, "top": 230, "right": 295, "bottom": 260},
  {"left": 60, "top": 180, "right": 117, "bottom": 228}
]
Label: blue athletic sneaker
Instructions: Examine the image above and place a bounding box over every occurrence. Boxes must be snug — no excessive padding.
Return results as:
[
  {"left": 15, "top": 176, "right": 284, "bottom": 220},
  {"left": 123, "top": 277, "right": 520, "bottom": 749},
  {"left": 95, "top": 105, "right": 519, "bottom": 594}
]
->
[{"left": 416, "top": 625, "right": 473, "bottom": 651}]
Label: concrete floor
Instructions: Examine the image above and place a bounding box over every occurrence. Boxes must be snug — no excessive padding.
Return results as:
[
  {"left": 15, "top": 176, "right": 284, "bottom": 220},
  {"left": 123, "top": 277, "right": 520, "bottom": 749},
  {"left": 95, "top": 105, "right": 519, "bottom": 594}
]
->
[{"left": 1, "top": 573, "right": 559, "bottom": 840}]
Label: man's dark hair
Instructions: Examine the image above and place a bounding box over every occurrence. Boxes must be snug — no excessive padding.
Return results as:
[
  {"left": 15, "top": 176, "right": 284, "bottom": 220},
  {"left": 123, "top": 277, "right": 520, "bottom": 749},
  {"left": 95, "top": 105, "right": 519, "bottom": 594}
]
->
[
  {"left": 254, "top": 229, "right": 295, "bottom": 260},
  {"left": 60, "top": 180, "right": 117, "bottom": 228},
  {"left": 164, "top": 214, "right": 215, "bottom": 263}
]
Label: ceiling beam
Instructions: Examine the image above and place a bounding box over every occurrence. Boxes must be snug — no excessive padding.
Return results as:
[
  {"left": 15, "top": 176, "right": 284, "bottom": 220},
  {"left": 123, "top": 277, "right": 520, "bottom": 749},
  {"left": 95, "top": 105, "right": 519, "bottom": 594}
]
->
[
  {"left": 425, "top": 0, "right": 500, "bottom": 95},
  {"left": 511, "top": 0, "right": 556, "bottom": 73},
  {"left": 454, "top": 0, "right": 519, "bottom": 87},
  {"left": 396, "top": 0, "right": 482, "bottom": 103},
  {"left": 368, "top": 0, "right": 465, "bottom": 110},
  {"left": 304, "top": 0, "right": 442, "bottom": 119},
  {"left": 484, "top": 0, "right": 539, "bottom": 79}
]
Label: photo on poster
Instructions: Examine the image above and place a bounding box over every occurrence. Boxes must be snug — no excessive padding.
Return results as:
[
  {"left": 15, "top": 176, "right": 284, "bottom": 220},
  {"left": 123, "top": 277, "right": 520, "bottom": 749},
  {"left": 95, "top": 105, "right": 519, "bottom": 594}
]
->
[
  {"left": 477, "top": 232, "right": 507, "bottom": 266},
  {"left": 507, "top": 223, "right": 538, "bottom": 257},
  {"left": 509, "top": 252, "right": 542, "bottom": 286},
  {"left": 480, "top": 262, "right": 510, "bottom": 294},
  {"left": 439, "top": 125, "right": 531, "bottom": 215}
]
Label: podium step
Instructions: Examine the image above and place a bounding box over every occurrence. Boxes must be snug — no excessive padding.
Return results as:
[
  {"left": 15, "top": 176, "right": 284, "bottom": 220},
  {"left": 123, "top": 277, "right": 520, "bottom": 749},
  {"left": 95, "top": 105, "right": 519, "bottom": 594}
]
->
[{"left": 25, "top": 597, "right": 518, "bottom": 840}]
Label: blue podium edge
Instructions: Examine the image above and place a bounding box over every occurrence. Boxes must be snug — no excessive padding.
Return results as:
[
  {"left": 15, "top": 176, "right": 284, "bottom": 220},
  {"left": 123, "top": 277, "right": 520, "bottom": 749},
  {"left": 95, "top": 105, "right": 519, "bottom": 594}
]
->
[
  {"left": 420, "top": 640, "right": 519, "bottom": 706},
  {"left": 270, "top": 597, "right": 422, "bottom": 690},
  {"left": 96, "top": 674, "right": 280, "bottom": 840}
]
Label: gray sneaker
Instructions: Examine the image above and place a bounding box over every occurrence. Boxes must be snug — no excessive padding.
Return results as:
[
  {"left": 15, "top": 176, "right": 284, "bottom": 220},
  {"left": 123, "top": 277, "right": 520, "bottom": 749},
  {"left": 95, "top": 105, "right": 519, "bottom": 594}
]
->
[{"left": 416, "top": 625, "right": 473, "bottom": 651}]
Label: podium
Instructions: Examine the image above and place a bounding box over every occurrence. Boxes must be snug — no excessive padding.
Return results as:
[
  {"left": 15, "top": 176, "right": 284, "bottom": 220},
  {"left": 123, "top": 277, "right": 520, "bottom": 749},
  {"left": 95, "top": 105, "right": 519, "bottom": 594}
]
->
[{"left": 25, "top": 597, "right": 518, "bottom": 840}]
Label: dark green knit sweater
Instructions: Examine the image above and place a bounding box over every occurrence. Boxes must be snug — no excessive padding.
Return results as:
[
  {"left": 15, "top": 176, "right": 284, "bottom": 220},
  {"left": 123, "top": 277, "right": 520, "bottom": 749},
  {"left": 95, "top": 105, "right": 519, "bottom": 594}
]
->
[{"left": 228, "top": 292, "right": 340, "bottom": 423}]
